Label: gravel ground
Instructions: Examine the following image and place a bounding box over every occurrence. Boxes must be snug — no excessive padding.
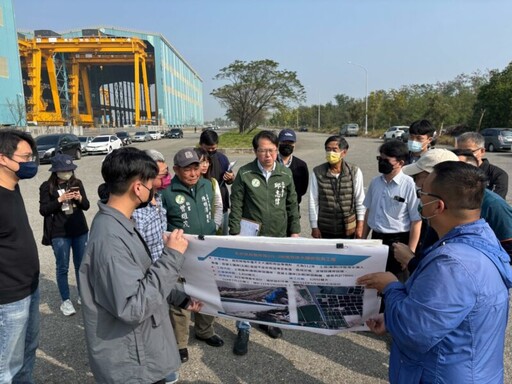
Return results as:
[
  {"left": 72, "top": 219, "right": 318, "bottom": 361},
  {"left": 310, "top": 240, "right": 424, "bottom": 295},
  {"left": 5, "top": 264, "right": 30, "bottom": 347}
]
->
[{"left": 18, "top": 129, "right": 511, "bottom": 383}]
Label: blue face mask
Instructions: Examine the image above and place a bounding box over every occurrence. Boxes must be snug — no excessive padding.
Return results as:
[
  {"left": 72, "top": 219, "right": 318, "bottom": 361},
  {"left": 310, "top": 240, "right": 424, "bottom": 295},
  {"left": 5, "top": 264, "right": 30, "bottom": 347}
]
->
[
  {"left": 13, "top": 160, "right": 39, "bottom": 179},
  {"left": 408, "top": 140, "right": 423, "bottom": 153}
]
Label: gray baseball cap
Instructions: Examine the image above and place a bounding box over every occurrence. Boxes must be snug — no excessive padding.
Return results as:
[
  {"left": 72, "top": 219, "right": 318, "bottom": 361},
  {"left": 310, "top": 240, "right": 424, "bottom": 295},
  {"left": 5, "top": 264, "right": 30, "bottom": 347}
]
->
[{"left": 173, "top": 147, "right": 200, "bottom": 167}]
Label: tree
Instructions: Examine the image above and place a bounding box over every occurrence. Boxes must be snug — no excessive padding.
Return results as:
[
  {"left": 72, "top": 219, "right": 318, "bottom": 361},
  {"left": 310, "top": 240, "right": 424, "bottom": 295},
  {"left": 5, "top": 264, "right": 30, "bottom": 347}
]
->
[
  {"left": 6, "top": 95, "right": 26, "bottom": 127},
  {"left": 211, "top": 60, "right": 305, "bottom": 133}
]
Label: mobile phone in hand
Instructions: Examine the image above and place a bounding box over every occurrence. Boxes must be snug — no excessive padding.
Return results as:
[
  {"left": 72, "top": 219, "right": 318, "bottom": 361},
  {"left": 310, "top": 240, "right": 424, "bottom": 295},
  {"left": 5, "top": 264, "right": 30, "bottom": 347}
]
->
[{"left": 68, "top": 186, "right": 80, "bottom": 193}]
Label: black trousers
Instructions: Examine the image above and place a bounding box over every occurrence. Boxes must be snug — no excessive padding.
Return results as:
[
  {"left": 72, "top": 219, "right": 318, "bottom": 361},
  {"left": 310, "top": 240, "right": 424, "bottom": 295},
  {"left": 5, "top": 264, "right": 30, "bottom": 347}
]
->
[{"left": 371, "top": 231, "right": 410, "bottom": 277}]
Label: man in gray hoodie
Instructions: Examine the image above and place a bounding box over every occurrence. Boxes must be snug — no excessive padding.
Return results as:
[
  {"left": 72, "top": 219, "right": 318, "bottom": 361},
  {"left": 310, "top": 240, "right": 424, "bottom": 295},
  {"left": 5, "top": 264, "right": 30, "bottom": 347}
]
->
[{"left": 79, "top": 147, "right": 200, "bottom": 384}]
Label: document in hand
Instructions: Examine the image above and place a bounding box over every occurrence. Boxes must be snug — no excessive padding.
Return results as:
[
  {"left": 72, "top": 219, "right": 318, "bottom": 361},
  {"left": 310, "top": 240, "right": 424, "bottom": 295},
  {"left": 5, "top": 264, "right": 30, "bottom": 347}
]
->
[{"left": 239, "top": 218, "right": 260, "bottom": 236}]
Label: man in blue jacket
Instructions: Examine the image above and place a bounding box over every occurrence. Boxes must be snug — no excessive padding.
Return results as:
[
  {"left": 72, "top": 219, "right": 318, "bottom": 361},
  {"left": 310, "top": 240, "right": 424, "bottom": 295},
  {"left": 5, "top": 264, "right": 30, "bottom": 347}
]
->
[{"left": 358, "top": 161, "right": 512, "bottom": 384}]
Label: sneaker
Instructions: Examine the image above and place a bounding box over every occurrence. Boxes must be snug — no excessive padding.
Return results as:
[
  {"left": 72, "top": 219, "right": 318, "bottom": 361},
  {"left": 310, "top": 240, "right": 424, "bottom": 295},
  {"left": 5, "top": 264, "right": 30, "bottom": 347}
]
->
[
  {"left": 60, "top": 299, "right": 76, "bottom": 316},
  {"left": 77, "top": 297, "right": 81, "bottom": 306},
  {"left": 165, "top": 371, "right": 179, "bottom": 383},
  {"left": 233, "top": 329, "right": 249, "bottom": 356},
  {"left": 259, "top": 324, "right": 282, "bottom": 339}
]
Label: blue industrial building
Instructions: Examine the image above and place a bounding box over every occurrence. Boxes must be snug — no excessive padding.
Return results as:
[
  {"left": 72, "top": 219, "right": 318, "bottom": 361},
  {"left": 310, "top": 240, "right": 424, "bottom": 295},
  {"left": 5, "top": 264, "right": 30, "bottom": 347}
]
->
[
  {"left": 0, "top": 0, "right": 25, "bottom": 126},
  {"left": 59, "top": 26, "right": 204, "bottom": 127}
]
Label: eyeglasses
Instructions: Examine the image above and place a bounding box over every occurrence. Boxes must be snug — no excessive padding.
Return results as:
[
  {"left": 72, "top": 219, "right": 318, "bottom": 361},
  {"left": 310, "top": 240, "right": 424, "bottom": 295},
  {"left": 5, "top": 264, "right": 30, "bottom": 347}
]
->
[
  {"left": 471, "top": 148, "right": 483, "bottom": 153},
  {"left": 416, "top": 188, "right": 443, "bottom": 200},
  {"left": 257, "top": 149, "right": 277, "bottom": 155},
  {"left": 11, "top": 153, "right": 37, "bottom": 162}
]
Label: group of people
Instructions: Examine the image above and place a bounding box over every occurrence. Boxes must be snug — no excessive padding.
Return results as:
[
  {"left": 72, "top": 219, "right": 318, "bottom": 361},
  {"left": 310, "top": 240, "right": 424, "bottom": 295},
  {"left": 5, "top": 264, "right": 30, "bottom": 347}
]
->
[{"left": 0, "top": 121, "right": 511, "bottom": 384}]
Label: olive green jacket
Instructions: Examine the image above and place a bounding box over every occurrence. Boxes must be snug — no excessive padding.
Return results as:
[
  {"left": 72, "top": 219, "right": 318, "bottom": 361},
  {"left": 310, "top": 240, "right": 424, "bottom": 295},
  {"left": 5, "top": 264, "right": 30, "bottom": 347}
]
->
[{"left": 229, "top": 159, "right": 300, "bottom": 237}]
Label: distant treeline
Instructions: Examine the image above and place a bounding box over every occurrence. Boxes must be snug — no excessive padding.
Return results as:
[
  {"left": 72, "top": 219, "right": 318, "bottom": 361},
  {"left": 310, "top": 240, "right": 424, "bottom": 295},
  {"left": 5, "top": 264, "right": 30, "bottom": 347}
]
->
[{"left": 271, "top": 62, "right": 512, "bottom": 133}]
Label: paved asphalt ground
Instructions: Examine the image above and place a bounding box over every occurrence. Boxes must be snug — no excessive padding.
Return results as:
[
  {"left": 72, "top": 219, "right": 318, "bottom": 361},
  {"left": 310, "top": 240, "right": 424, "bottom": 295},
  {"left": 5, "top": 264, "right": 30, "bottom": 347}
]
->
[{"left": 19, "top": 129, "right": 511, "bottom": 383}]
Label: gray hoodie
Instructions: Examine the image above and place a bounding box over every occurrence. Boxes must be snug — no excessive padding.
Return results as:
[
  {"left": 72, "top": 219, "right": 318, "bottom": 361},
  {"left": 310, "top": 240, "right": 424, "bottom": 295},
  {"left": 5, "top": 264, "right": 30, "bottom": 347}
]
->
[{"left": 79, "top": 202, "right": 187, "bottom": 383}]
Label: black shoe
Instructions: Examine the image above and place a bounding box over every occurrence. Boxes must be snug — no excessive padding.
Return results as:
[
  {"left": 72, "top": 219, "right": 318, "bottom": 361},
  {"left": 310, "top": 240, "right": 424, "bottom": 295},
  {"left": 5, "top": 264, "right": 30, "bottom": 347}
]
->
[
  {"left": 233, "top": 330, "right": 249, "bottom": 356},
  {"left": 195, "top": 334, "right": 224, "bottom": 347},
  {"left": 259, "top": 324, "right": 283, "bottom": 339},
  {"left": 179, "top": 348, "right": 189, "bottom": 363}
]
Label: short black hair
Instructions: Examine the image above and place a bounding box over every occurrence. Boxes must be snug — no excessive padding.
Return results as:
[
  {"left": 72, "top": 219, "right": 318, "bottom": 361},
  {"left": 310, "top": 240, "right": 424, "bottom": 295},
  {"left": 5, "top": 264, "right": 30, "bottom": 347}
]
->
[
  {"left": 379, "top": 140, "right": 408, "bottom": 162},
  {"left": 324, "top": 135, "right": 349, "bottom": 151},
  {"left": 409, "top": 119, "right": 436, "bottom": 137},
  {"left": 431, "top": 161, "right": 486, "bottom": 210},
  {"left": 101, "top": 147, "right": 158, "bottom": 195},
  {"left": 0, "top": 129, "right": 36, "bottom": 157},
  {"left": 451, "top": 148, "right": 479, "bottom": 167},
  {"left": 199, "top": 129, "right": 219, "bottom": 145},
  {"left": 252, "top": 130, "right": 278, "bottom": 150}
]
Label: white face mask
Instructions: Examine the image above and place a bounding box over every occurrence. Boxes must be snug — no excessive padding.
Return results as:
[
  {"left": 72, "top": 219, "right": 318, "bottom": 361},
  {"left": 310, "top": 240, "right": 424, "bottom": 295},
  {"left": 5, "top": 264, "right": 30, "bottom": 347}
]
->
[{"left": 57, "top": 171, "right": 73, "bottom": 181}]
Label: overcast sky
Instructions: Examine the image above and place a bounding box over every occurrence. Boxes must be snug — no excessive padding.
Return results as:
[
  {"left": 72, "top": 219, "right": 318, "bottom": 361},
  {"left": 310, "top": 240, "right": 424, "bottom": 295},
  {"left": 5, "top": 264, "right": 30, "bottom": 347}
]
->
[{"left": 12, "top": 0, "right": 512, "bottom": 121}]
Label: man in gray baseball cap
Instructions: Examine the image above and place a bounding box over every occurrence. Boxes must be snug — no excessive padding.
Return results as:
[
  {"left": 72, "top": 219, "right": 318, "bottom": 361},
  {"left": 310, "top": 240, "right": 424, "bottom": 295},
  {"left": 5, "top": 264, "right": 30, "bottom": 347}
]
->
[{"left": 161, "top": 147, "right": 224, "bottom": 363}]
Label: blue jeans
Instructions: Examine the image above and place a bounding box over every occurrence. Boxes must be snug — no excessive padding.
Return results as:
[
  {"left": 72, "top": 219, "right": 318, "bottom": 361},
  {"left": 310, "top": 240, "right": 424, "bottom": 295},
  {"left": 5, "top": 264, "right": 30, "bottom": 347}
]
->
[
  {"left": 0, "top": 288, "right": 40, "bottom": 384},
  {"left": 51, "top": 233, "right": 88, "bottom": 301}
]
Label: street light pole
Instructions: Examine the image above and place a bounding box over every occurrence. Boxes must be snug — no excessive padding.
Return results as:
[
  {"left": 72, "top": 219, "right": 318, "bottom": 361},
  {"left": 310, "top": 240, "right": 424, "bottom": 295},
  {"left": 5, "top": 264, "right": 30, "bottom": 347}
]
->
[{"left": 348, "top": 61, "right": 368, "bottom": 135}]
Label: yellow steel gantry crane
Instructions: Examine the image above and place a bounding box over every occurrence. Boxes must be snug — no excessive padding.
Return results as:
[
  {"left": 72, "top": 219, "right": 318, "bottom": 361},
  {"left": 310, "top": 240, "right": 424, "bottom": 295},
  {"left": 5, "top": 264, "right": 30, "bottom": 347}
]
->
[{"left": 18, "top": 36, "right": 153, "bottom": 126}]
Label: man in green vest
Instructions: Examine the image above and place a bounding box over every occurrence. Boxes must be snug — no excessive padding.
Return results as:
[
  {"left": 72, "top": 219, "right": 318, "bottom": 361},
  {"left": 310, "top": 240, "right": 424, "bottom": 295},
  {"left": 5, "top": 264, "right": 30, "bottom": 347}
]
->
[
  {"left": 309, "top": 135, "right": 366, "bottom": 239},
  {"left": 161, "top": 148, "right": 224, "bottom": 364}
]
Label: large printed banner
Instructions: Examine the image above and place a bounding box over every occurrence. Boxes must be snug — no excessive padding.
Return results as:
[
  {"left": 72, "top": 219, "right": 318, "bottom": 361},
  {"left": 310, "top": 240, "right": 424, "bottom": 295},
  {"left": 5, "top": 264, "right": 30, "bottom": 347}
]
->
[{"left": 181, "top": 235, "right": 388, "bottom": 335}]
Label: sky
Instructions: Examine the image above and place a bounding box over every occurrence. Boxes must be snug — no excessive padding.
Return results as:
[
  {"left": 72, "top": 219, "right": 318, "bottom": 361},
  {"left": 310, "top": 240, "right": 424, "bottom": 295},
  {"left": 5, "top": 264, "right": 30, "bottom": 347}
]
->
[{"left": 11, "top": 0, "right": 512, "bottom": 121}]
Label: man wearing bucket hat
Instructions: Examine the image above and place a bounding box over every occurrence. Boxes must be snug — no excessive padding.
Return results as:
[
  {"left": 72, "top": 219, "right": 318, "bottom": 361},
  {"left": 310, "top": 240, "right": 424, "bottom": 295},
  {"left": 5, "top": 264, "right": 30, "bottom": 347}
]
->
[
  {"left": 39, "top": 154, "right": 90, "bottom": 316},
  {"left": 161, "top": 148, "right": 224, "bottom": 364}
]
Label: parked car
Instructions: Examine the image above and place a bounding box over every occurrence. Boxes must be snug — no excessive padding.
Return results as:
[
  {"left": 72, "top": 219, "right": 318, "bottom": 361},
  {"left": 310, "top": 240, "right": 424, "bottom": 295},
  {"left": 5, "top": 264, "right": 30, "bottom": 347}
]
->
[
  {"left": 78, "top": 136, "right": 93, "bottom": 154},
  {"left": 148, "top": 130, "right": 162, "bottom": 140},
  {"left": 480, "top": 128, "right": 512, "bottom": 152},
  {"left": 133, "top": 131, "right": 152, "bottom": 142},
  {"left": 340, "top": 123, "right": 359, "bottom": 137},
  {"left": 299, "top": 127, "right": 308, "bottom": 132},
  {"left": 115, "top": 131, "right": 132, "bottom": 146},
  {"left": 36, "top": 134, "right": 82, "bottom": 163},
  {"left": 400, "top": 128, "right": 410, "bottom": 143},
  {"left": 85, "top": 135, "right": 123, "bottom": 155},
  {"left": 165, "top": 128, "right": 184, "bottom": 139},
  {"left": 383, "top": 126, "right": 409, "bottom": 141}
]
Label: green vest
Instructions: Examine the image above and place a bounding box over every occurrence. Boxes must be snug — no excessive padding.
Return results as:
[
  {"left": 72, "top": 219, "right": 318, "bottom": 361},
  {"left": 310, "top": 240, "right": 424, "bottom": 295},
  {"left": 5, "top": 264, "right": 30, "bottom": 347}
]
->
[{"left": 161, "top": 176, "right": 216, "bottom": 236}]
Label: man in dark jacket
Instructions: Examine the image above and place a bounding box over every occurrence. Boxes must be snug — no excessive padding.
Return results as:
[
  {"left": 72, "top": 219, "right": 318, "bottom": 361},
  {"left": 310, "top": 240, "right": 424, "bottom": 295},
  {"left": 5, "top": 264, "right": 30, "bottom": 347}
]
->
[
  {"left": 161, "top": 148, "right": 224, "bottom": 364},
  {"left": 455, "top": 132, "right": 508, "bottom": 198},
  {"left": 229, "top": 130, "right": 300, "bottom": 356},
  {"left": 277, "top": 128, "right": 309, "bottom": 207},
  {"left": 199, "top": 129, "right": 234, "bottom": 234},
  {"left": 0, "top": 129, "right": 40, "bottom": 384}
]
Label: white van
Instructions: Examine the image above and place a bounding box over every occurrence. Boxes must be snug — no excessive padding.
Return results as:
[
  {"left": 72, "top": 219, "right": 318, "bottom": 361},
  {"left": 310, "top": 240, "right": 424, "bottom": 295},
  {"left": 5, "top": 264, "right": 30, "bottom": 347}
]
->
[{"left": 340, "top": 123, "right": 359, "bottom": 137}]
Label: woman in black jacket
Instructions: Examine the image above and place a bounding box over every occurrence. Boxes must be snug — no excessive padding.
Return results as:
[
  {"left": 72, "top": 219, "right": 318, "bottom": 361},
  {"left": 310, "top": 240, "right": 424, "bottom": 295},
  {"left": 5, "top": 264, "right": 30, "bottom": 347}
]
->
[{"left": 39, "top": 154, "right": 89, "bottom": 316}]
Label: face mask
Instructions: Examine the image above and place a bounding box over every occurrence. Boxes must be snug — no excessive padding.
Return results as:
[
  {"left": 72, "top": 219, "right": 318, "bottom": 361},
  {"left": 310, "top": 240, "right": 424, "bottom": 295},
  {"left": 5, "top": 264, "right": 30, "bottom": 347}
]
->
[
  {"left": 57, "top": 171, "right": 73, "bottom": 181},
  {"left": 278, "top": 144, "right": 294, "bottom": 157},
  {"left": 408, "top": 140, "right": 423, "bottom": 153},
  {"left": 378, "top": 159, "right": 394, "bottom": 174},
  {"left": 325, "top": 151, "right": 342, "bottom": 165},
  {"left": 208, "top": 150, "right": 217, "bottom": 156},
  {"left": 157, "top": 174, "right": 171, "bottom": 190},
  {"left": 136, "top": 184, "right": 154, "bottom": 209},
  {"left": 417, "top": 199, "right": 439, "bottom": 220},
  {"left": 11, "top": 160, "right": 39, "bottom": 180}
]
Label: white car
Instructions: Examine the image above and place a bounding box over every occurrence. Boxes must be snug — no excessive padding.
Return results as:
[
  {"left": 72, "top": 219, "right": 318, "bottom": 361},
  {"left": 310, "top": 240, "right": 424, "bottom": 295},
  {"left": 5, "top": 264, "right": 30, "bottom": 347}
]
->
[
  {"left": 383, "top": 126, "right": 409, "bottom": 141},
  {"left": 148, "top": 130, "right": 162, "bottom": 140},
  {"left": 85, "top": 135, "right": 123, "bottom": 154}
]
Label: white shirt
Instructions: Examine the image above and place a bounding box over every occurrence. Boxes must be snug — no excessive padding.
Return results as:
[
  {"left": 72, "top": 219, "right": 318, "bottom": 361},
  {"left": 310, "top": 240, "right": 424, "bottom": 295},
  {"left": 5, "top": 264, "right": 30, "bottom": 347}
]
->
[
  {"left": 257, "top": 161, "right": 276, "bottom": 182},
  {"left": 363, "top": 170, "right": 421, "bottom": 233},
  {"left": 308, "top": 166, "right": 366, "bottom": 228}
]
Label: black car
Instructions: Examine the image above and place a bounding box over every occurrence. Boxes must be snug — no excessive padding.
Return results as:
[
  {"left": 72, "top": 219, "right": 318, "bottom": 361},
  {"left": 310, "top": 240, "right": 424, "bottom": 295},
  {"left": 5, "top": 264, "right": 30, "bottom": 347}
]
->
[
  {"left": 299, "top": 127, "right": 308, "bottom": 132},
  {"left": 165, "top": 128, "right": 184, "bottom": 139},
  {"left": 115, "top": 131, "right": 132, "bottom": 146},
  {"left": 36, "top": 134, "right": 82, "bottom": 163}
]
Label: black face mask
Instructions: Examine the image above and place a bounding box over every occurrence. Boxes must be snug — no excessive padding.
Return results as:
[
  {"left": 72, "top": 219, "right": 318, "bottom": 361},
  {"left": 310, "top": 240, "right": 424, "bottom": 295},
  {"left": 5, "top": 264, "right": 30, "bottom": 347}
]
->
[
  {"left": 278, "top": 144, "right": 294, "bottom": 157},
  {"left": 136, "top": 184, "right": 154, "bottom": 209},
  {"left": 378, "top": 159, "right": 394, "bottom": 175},
  {"left": 208, "top": 150, "right": 217, "bottom": 156}
]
